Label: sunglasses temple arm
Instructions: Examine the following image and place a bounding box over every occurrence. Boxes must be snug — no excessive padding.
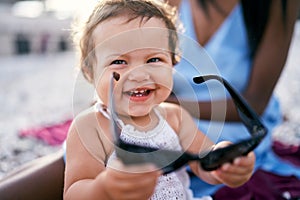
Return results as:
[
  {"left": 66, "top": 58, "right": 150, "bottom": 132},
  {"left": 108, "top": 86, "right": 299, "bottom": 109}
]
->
[
  {"left": 193, "top": 75, "right": 266, "bottom": 135},
  {"left": 109, "top": 74, "right": 121, "bottom": 145}
]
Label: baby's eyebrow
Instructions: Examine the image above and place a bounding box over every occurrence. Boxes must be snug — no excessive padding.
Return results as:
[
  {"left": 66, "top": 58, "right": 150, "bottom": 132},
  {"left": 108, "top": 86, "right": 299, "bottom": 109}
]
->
[
  {"left": 105, "top": 53, "right": 123, "bottom": 59},
  {"left": 147, "top": 49, "right": 171, "bottom": 56}
]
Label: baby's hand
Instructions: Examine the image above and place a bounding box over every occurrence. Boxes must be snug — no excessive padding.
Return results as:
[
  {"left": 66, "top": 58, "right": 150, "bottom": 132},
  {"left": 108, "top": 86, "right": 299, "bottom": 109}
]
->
[
  {"left": 103, "top": 159, "right": 161, "bottom": 200},
  {"left": 211, "top": 141, "right": 255, "bottom": 187}
]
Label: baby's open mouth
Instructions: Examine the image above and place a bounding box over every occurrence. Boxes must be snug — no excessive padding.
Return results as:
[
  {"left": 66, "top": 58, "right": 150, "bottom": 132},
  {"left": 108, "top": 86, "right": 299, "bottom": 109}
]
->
[{"left": 125, "top": 89, "right": 152, "bottom": 97}]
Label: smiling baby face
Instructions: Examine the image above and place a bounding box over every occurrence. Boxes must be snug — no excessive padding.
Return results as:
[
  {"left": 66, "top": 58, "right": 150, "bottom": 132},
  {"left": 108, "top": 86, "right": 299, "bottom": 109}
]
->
[{"left": 92, "top": 16, "right": 174, "bottom": 117}]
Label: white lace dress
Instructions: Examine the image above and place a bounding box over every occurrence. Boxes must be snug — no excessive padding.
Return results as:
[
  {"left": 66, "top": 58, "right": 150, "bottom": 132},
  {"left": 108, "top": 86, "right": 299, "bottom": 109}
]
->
[{"left": 106, "top": 108, "right": 212, "bottom": 200}]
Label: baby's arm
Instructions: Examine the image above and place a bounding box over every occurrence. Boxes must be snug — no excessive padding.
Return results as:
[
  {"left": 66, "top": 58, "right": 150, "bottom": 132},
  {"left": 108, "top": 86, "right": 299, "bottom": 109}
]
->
[{"left": 63, "top": 114, "right": 161, "bottom": 200}]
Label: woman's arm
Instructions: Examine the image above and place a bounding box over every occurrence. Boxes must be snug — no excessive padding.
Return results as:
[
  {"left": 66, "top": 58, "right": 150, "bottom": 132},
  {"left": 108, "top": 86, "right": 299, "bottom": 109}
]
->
[
  {"left": 243, "top": 0, "right": 300, "bottom": 115},
  {"left": 168, "top": 0, "right": 300, "bottom": 122}
]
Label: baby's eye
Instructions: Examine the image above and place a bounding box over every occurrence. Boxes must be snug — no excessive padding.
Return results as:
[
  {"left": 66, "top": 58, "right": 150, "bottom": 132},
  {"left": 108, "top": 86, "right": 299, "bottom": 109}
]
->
[
  {"left": 111, "top": 60, "right": 127, "bottom": 65},
  {"left": 147, "top": 57, "right": 161, "bottom": 63}
]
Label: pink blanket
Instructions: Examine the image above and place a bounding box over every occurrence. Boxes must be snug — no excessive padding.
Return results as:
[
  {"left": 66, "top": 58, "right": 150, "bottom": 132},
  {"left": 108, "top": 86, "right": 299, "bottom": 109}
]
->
[{"left": 19, "top": 119, "right": 72, "bottom": 146}]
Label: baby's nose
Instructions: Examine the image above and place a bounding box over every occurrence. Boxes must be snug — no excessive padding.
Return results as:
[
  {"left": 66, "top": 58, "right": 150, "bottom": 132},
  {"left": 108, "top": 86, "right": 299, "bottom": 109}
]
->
[{"left": 127, "top": 69, "right": 150, "bottom": 82}]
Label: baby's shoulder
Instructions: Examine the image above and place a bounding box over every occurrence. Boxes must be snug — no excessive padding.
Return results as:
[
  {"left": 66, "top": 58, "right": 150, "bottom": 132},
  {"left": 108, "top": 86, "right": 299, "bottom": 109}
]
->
[
  {"left": 157, "top": 102, "right": 184, "bottom": 132},
  {"left": 73, "top": 106, "right": 101, "bottom": 125},
  {"left": 159, "top": 101, "right": 181, "bottom": 110},
  {"left": 69, "top": 106, "right": 114, "bottom": 162},
  {"left": 71, "top": 106, "right": 111, "bottom": 137},
  {"left": 158, "top": 102, "right": 186, "bottom": 116}
]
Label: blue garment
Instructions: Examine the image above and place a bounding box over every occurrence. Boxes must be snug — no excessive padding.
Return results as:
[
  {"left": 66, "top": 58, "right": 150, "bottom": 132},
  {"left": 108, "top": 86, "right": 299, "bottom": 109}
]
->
[{"left": 173, "top": 0, "right": 300, "bottom": 196}]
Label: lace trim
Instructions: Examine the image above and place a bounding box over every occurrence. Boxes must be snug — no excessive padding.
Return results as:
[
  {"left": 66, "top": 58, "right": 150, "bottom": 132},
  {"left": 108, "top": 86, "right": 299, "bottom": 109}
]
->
[
  {"left": 116, "top": 109, "right": 165, "bottom": 139},
  {"left": 151, "top": 172, "right": 186, "bottom": 200},
  {"left": 95, "top": 102, "right": 165, "bottom": 138}
]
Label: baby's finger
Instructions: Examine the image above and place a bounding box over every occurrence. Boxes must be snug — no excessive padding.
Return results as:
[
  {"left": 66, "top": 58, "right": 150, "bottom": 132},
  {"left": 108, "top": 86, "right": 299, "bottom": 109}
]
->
[
  {"left": 233, "top": 151, "right": 255, "bottom": 167},
  {"left": 216, "top": 153, "right": 255, "bottom": 175}
]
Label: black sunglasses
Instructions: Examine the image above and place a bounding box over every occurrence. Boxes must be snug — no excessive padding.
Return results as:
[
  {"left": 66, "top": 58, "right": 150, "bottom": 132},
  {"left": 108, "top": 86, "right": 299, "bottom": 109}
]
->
[{"left": 109, "top": 73, "right": 267, "bottom": 173}]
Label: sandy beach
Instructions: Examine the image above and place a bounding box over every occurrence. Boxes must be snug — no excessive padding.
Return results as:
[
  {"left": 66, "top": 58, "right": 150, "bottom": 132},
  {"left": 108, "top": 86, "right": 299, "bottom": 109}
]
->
[{"left": 0, "top": 21, "right": 300, "bottom": 179}]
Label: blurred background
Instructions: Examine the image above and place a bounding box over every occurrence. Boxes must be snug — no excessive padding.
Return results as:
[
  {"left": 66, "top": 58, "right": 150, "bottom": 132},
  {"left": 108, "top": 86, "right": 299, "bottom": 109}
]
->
[
  {"left": 0, "top": 0, "right": 94, "bottom": 56},
  {"left": 0, "top": 0, "right": 300, "bottom": 179},
  {"left": 0, "top": 0, "right": 95, "bottom": 178}
]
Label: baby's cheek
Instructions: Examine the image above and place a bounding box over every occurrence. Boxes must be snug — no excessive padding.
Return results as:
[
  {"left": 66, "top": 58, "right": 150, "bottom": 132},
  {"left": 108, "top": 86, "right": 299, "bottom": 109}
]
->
[{"left": 95, "top": 79, "right": 109, "bottom": 104}]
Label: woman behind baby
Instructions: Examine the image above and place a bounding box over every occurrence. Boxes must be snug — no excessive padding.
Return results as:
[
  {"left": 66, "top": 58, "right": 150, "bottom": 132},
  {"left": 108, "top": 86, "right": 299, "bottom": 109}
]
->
[{"left": 63, "top": 0, "right": 255, "bottom": 199}]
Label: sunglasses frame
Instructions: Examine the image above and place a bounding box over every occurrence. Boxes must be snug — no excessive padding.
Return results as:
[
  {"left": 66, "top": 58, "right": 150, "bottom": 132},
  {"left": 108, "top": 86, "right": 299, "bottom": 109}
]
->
[{"left": 109, "top": 73, "right": 267, "bottom": 173}]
